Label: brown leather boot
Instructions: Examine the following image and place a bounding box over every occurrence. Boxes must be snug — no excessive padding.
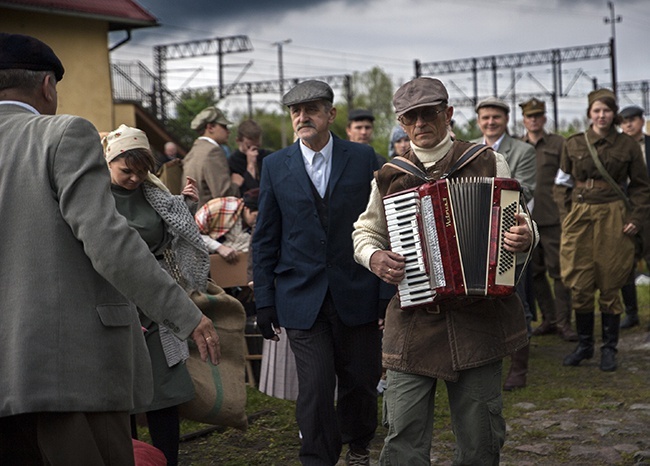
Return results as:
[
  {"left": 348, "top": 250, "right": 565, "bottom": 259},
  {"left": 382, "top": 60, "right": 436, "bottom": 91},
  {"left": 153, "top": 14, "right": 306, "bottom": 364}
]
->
[
  {"left": 558, "top": 324, "right": 578, "bottom": 342},
  {"left": 503, "top": 343, "right": 530, "bottom": 391},
  {"left": 531, "top": 320, "right": 557, "bottom": 336}
]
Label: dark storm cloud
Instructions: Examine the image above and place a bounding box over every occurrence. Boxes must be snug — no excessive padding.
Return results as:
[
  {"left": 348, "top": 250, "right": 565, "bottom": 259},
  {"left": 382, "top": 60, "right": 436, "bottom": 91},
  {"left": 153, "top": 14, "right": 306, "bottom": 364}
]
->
[{"left": 137, "top": 0, "right": 341, "bottom": 27}]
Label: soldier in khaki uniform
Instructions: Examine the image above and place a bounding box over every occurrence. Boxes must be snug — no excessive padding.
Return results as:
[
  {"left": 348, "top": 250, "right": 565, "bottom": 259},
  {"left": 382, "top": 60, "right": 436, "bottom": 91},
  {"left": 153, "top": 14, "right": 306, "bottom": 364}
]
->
[
  {"left": 520, "top": 98, "right": 577, "bottom": 342},
  {"left": 558, "top": 89, "right": 650, "bottom": 372}
]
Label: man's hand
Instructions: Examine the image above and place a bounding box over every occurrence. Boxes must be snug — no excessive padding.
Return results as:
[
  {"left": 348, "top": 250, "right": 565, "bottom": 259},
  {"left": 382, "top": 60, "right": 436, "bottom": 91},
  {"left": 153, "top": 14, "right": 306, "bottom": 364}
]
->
[
  {"left": 370, "top": 250, "right": 405, "bottom": 285},
  {"left": 256, "top": 306, "right": 280, "bottom": 341},
  {"left": 503, "top": 213, "right": 533, "bottom": 253},
  {"left": 190, "top": 315, "right": 220, "bottom": 365}
]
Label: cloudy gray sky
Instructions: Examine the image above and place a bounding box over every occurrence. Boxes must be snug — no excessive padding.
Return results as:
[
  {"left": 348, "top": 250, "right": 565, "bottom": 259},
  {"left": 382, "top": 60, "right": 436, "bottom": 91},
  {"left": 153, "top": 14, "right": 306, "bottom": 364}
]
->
[{"left": 110, "top": 0, "right": 649, "bottom": 127}]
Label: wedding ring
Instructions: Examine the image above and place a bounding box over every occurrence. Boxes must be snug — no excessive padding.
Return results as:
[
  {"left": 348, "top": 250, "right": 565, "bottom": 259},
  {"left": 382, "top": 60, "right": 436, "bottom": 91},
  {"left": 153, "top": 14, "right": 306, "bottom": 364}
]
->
[
  {"left": 206, "top": 336, "right": 212, "bottom": 341},
  {"left": 387, "top": 268, "right": 392, "bottom": 274}
]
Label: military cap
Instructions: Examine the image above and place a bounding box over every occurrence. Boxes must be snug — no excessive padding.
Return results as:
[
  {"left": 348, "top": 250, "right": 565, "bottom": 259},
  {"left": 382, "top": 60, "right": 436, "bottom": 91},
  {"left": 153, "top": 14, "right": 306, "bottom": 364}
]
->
[
  {"left": 519, "top": 98, "right": 546, "bottom": 116},
  {"left": 190, "top": 106, "right": 232, "bottom": 131},
  {"left": 588, "top": 88, "right": 616, "bottom": 107},
  {"left": 393, "top": 77, "right": 449, "bottom": 116},
  {"left": 282, "top": 80, "right": 334, "bottom": 107},
  {"left": 348, "top": 108, "right": 375, "bottom": 122},
  {"left": 619, "top": 105, "right": 644, "bottom": 120},
  {"left": 476, "top": 96, "right": 509, "bottom": 113},
  {"left": 0, "top": 33, "right": 64, "bottom": 81}
]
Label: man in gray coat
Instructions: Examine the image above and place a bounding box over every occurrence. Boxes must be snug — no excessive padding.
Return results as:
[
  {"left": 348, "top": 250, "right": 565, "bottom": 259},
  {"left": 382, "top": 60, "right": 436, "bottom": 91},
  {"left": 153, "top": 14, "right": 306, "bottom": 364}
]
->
[{"left": 0, "top": 33, "right": 220, "bottom": 465}]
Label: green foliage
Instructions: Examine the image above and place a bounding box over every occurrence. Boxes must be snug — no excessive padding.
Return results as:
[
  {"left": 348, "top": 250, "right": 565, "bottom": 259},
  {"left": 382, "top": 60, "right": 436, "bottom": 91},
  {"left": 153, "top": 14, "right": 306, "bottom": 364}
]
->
[
  {"left": 452, "top": 117, "right": 483, "bottom": 142},
  {"left": 172, "top": 283, "right": 650, "bottom": 465},
  {"left": 167, "top": 89, "right": 218, "bottom": 150}
]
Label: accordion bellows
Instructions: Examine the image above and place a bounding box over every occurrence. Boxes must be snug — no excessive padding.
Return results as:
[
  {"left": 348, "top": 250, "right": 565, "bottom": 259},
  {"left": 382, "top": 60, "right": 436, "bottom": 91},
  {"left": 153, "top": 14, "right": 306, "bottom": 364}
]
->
[{"left": 383, "top": 177, "right": 522, "bottom": 309}]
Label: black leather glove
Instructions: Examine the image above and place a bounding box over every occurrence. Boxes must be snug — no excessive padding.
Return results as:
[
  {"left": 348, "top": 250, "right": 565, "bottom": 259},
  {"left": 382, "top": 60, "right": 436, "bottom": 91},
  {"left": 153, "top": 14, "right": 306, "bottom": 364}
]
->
[{"left": 256, "top": 306, "right": 280, "bottom": 340}]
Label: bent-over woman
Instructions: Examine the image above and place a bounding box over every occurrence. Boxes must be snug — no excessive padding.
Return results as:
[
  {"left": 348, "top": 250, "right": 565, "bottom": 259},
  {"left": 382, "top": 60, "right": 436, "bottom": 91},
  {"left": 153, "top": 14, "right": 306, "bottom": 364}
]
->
[{"left": 103, "top": 125, "right": 210, "bottom": 465}]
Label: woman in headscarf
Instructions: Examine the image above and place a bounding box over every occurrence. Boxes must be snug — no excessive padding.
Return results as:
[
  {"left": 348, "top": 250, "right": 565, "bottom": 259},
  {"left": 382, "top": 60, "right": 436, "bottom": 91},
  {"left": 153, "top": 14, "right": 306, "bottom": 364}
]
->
[
  {"left": 558, "top": 89, "right": 650, "bottom": 372},
  {"left": 103, "top": 125, "right": 210, "bottom": 466}
]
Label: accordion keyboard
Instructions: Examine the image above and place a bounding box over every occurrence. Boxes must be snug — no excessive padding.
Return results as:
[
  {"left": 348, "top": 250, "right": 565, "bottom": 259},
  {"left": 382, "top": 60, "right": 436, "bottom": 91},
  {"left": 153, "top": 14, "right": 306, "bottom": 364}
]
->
[{"left": 383, "top": 190, "right": 436, "bottom": 307}]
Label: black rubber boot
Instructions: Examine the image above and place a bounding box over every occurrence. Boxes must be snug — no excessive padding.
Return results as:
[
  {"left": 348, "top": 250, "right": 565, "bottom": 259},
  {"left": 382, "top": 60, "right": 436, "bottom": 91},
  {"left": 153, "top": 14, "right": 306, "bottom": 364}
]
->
[
  {"left": 620, "top": 283, "right": 640, "bottom": 329},
  {"left": 600, "top": 313, "right": 620, "bottom": 372},
  {"left": 563, "top": 312, "right": 594, "bottom": 366}
]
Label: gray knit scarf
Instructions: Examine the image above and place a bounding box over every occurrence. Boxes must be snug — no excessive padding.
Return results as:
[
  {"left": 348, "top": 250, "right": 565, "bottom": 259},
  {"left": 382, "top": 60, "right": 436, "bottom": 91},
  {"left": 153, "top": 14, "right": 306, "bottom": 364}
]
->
[{"left": 142, "top": 181, "right": 210, "bottom": 366}]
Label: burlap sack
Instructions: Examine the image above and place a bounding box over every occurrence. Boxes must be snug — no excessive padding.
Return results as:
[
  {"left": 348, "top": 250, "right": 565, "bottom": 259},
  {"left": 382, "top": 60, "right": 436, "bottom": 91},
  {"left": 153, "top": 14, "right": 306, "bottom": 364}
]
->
[{"left": 179, "top": 281, "right": 248, "bottom": 430}]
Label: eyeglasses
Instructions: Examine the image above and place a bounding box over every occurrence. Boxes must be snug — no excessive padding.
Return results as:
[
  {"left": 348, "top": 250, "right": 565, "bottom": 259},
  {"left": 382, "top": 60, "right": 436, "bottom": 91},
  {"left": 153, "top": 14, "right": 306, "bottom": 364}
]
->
[{"left": 398, "top": 107, "right": 443, "bottom": 126}]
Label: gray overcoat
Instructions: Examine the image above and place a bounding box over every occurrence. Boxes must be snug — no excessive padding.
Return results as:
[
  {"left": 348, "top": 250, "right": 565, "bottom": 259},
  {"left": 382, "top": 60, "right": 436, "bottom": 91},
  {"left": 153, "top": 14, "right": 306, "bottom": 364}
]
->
[{"left": 0, "top": 104, "right": 203, "bottom": 417}]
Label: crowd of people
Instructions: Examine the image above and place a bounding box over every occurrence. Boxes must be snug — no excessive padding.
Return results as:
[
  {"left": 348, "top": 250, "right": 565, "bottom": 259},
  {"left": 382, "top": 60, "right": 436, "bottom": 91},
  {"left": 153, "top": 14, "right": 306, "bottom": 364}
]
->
[{"left": 1, "top": 33, "right": 649, "bottom": 466}]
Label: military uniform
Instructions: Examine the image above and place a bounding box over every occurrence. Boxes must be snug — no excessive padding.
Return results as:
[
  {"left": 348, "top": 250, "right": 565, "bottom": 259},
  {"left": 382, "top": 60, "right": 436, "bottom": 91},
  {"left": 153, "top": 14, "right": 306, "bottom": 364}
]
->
[
  {"left": 560, "top": 113, "right": 650, "bottom": 371},
  {"left": 521, "top": 115, "right": 574, "bottom": 339}
]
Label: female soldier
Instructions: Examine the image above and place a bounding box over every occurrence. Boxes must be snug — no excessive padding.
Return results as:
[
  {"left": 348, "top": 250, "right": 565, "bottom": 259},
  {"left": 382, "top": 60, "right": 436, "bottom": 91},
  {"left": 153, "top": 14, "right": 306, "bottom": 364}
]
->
[{"left": 559, "top": 89, "right": 650, "bottom": 372}]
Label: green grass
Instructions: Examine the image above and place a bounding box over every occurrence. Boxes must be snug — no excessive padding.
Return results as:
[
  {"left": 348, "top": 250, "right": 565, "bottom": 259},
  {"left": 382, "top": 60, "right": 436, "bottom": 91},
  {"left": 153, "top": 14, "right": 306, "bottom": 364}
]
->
[{"left": 163, "top": 283, "right": 650, "bottom": 465}]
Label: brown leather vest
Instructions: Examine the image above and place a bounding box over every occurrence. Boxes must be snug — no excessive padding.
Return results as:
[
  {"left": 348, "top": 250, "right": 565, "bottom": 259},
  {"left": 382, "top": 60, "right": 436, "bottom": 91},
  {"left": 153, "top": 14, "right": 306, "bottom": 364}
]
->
[{"left": 376, "top": 141, "right": 527, "bottom": 381}]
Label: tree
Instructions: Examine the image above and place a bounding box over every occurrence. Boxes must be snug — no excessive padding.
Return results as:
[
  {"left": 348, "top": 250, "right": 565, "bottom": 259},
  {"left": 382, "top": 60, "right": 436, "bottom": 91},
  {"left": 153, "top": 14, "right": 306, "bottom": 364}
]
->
[
  {"left": 167, "top": 88, "right": 218, "bottom": 149},
  {"left": 347, "top": 67, "right": 396, "bottom": 158},
  {"left": 453, "top": 118, "right": 483, "bottom": 142}
]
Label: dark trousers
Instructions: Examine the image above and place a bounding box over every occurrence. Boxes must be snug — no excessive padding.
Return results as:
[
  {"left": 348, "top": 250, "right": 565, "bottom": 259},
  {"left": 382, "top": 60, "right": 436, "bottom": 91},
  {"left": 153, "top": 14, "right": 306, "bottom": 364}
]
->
[
  {"left": 132, "top": 406, "right": 180, "bottom": 466},
  {"left": 0, "top": 411, "right": 134, "bottom": 466},
  {"left": 287, "top": 293, "right": 382, "bottom": 466}
]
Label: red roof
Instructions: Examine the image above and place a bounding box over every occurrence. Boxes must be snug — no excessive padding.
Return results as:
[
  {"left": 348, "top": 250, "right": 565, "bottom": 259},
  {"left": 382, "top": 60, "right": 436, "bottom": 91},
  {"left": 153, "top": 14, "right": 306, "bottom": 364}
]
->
[{"left": 0, "top": 0, "right": 158, "bottom": 30}]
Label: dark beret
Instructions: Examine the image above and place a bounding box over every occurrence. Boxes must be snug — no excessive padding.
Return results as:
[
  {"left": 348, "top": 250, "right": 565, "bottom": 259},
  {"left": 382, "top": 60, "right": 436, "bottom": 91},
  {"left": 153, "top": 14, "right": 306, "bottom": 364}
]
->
[
  {"left": 619, "top": 105, "right": 644, "bottom": 120},
  {"left": 282, "top": 80, "right": 333, "bottom": 107},
  {"left": 348, "top": 108, "right": 375, "bottom": 122},
  {"left": 0, "top": 33, "right": 64, "bottom": 81}
]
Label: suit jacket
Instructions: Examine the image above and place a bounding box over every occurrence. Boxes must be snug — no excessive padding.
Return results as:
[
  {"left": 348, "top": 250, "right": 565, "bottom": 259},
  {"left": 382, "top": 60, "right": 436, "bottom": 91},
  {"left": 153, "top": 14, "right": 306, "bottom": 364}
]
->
[
  {"left": 0, "top": 104, "right": 202, "bottom": 417},
  {"left": 477, "top": 133, "right": 537, "bottom": 202},
  {"left": 253, "top": 135, "right": 381, "bottom": 329},
  {"left": 183, "top": 138, "right": 239, "bottom": 207}
]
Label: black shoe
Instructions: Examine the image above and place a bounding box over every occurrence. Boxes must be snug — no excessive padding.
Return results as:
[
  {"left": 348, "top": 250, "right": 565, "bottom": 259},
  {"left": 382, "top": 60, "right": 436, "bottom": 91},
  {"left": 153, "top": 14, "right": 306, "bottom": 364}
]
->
[
  {"left": 563, "top": 344, "right": 594, "bottom": 366},
  {"left": 620, "top": 314, "right": 640, "bottom": 329},
  {"left": 600, "top": 347, "right": 617, "bottom": 371}
]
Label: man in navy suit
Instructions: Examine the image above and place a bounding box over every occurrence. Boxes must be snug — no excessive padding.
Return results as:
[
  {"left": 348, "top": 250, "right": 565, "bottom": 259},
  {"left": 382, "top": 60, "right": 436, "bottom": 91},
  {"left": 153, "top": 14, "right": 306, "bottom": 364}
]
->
[{"left": 253, "top": 80, "right": 383, "bottom": 466}]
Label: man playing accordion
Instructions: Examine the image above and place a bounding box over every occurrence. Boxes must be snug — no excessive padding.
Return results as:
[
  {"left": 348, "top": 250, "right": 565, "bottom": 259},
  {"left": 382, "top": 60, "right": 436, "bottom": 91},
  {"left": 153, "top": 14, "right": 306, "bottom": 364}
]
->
[{"left": 352, "top": 77, "right": 537, "bottom": 466}]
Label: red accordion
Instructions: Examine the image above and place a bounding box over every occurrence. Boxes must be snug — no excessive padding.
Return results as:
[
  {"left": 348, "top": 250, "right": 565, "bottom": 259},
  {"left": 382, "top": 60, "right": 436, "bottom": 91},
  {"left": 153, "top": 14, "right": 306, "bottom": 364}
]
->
[{"left": 383, "top": 177, "right": 523, "bottom": 309}]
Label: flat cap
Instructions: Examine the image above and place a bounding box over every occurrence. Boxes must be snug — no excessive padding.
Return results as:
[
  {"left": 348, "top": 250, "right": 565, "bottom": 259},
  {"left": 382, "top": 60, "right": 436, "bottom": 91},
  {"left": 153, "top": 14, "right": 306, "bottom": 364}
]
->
[
  {"left": 476, "top": 96, "right": 509, "bottom": 113},
  {"left": 393, "top": 77, "right": 448, "bottom": 116},
  {"left": 0, "top": 33, "right": 64, "bottom": 81},
  {"left": 588, "top": 88, "right": 616, "bottom": 108},
  {"left": 619, "top": 105, "right": 644, "bottom": 120},
  {"left": 348, "top": 108, "right": 375, "bottom": 121},
  {"left": 190, "top": 106, "right": 232, "bottom": 131},
  {"left": 282, "top": 80, "right": 334, "bottom": 107},
  {"left": 519, "top": 98, "right": 546, "bottom": 116}
]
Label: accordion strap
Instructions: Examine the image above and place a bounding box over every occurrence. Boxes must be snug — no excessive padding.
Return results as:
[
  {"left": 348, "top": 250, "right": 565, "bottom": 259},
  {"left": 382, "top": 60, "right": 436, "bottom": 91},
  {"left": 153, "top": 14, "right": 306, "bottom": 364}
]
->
[
  {"left": 385, "top": 156, "right": 432, "bottom": 182},
  {"left": 441, "top": 143, "right": 489, "bottom": 179}
]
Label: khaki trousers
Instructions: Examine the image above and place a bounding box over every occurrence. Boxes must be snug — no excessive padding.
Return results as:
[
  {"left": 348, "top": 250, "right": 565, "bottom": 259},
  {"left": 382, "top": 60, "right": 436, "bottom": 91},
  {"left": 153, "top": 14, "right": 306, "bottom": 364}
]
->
[{"left": 560, "top": 200, "right": 634, "bottom": 315}]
